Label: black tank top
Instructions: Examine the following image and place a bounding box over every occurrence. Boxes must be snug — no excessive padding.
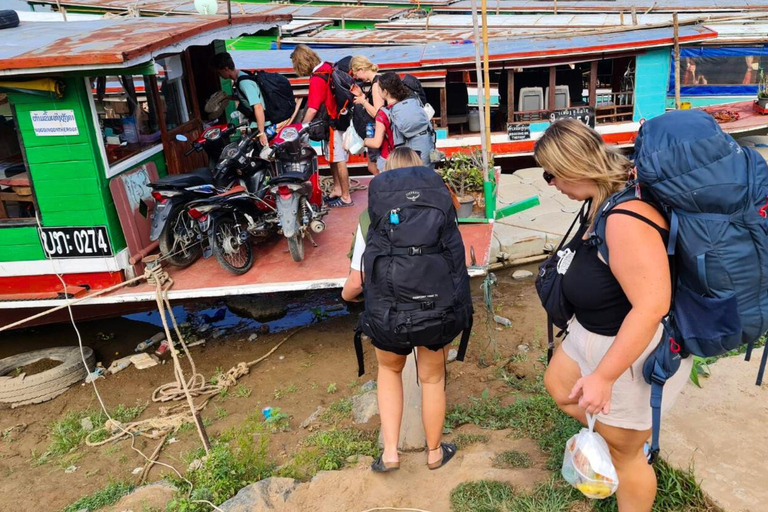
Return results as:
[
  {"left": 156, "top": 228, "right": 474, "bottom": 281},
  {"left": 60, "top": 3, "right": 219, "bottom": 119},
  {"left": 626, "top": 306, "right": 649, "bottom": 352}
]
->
[{"left": 561, "top": 205, "right": 669, "bottom": 336}]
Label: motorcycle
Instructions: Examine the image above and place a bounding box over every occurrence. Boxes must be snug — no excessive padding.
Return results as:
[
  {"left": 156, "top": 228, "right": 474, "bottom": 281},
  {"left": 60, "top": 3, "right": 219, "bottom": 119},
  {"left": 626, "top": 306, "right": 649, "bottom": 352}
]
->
[
  {"left": 268, "top": 122, "right": 328, "bottom": 262},
  {"left": 149, "top": 124, "right": 269, "bottom": 268}
]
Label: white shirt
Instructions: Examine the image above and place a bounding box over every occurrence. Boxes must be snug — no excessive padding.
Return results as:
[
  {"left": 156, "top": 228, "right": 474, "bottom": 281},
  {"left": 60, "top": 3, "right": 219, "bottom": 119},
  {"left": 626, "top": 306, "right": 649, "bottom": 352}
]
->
[{"left": 350, "top": 225, "right": 366, "bottom": 271}]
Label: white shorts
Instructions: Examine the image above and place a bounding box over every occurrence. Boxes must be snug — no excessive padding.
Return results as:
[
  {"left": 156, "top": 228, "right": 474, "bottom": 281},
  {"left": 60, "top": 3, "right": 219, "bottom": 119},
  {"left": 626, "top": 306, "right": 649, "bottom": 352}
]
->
[
  {"left": 323, "top": 129, "right": 348, "bottom": 164},
  {"left": 561, "top": 317, "right": 693, "bottom": 431}
]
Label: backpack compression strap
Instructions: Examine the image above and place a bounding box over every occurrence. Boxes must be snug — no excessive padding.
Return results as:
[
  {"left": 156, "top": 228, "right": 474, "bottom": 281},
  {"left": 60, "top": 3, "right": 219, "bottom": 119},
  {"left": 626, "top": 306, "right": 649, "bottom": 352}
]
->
[
  {"left": 354, "top": 330, "right": 365, "bottom": 377},
  {"left": 456, "top": 315, "right": 473, "bottom": 362}
]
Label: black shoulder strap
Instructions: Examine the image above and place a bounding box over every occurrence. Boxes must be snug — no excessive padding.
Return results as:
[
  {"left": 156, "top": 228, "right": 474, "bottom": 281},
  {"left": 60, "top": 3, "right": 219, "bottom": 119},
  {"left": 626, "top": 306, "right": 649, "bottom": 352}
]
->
[
  {"left": 605, "top": 209, "right": 669, "bottom": 241},
  {"left": 354, "top": 330, "right": 365, "bottom": 377},
  {"left": 455, "top": 316, "right": 473, "bottom": 362}
]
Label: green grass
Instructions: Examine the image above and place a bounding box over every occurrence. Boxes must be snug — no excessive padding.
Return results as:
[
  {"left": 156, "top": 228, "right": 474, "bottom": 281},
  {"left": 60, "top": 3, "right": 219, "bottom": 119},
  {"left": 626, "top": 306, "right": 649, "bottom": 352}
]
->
[
  {"left": 320, "top": 398, "right": 352, "bottom": 425},
  {"left": 493, "top": 450, "right": 532, "bottom": 469},
  {"left": 450, "top": 478, "right": 583, "bottom": 512},
  {"left": 326, "top": 382, "right": 338, "bottom": 394},
  {"left": 234, "top": 384, "right": 252, "bottom": 398},
  {"left": 274, "top": 383, "right": 298, "bottom": 400},
  {"left": 60, "top": 481, "right": 135, "bottom": 512},
  {"left": 452, "top": 433, "right": 490, "bottom": 450},
  {"left": 264, "top": 407, "right": 291, "bottom": 433},
  {"left": 167, "top": 414, "right": 275, "bottom": 512},
  {"left": 277, "top": 428, "right": 378, "bottom": 481}
]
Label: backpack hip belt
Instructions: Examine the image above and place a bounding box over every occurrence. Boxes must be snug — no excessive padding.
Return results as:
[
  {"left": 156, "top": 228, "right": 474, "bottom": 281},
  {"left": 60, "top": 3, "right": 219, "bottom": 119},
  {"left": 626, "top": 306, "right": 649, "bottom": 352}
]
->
[{"left": 388, "top": 244, "right": 440, "bottom": 256}]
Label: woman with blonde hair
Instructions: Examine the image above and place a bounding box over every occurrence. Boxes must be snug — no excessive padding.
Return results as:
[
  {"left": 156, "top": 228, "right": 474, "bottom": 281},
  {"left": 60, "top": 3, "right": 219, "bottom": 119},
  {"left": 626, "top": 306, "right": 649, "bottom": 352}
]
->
[
  {"left": 536, "top": 119, "right": 691, "bottom": 512},
  {"left": 350, "top": 55, "right": 385, "bottom": 175},
  {"left": 342, "top": 146, "right": 458, "bottom": 473}
]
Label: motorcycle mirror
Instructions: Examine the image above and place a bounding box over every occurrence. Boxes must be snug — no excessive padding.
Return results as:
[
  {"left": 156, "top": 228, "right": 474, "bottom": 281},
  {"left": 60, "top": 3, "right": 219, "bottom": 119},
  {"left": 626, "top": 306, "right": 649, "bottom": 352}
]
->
[{"left": 175, "top": 134, "right": 188, "bottom": 142}]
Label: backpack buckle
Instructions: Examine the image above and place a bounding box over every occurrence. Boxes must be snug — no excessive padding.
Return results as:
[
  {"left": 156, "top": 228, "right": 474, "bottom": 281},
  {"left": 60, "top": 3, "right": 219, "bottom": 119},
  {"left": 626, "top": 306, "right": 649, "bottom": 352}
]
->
[
  {"left": 420, "top": 301, "right": 435, "bottom": 310},
  {"left": 409, "top": 247, "right": 422, "bottom": 256}
]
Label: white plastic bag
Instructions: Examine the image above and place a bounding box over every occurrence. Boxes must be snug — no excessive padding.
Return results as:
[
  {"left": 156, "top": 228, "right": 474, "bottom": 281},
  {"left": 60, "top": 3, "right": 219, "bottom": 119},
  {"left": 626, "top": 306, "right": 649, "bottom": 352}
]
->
[
  {"left": 561, "top": 414, "right": 619, "bottom": 499},
  {"left": 343, "top": 124, "right": 365, "bottom": 155},
  {"left": 423, "top": 102, "right": 436, "bottom": 120}
]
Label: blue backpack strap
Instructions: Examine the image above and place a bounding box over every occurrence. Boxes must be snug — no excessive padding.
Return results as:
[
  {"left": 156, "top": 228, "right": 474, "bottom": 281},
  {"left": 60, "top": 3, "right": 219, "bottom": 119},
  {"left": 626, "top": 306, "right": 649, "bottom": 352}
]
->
[{"left": 589, "top": 183, "right": 647, "bottom": 265}]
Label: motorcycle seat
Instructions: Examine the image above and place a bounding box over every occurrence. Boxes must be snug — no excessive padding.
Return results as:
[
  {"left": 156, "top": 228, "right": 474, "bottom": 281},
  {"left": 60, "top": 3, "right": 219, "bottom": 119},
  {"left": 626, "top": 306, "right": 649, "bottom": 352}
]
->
[{"left": 153, "top": 168, "right": 213, "bottom": 187}]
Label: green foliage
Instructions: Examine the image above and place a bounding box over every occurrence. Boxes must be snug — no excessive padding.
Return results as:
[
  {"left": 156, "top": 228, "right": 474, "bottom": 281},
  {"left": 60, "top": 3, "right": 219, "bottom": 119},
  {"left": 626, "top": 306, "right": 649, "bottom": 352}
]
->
[
  {"left": 493, "top": 450, "right": 532, "bottom": 469},
  {"left": 452, "top": 433, "right": 490, "bottom": 449},
  {"left": 277, "top": 428, "right": 378, "bottom": 481},
  {"left": 234, "top": 384, "right": 252, "bottom": 398},
  {"left": 438, "top": 150, "right": 487, "bottom": 196},
  {"left": 60, "top": 481, "right": 134, "bottom": 512},
  {"left": 265, "top": 407, "right": 291, "bottom": 433},
  {"left": 450, "top": 480, "right": 516, "bottom": 512},
  {"left": 274, "top": 383, "right": 298, "bottom": 400},
  {"left": 320, "top": 398, "right": 352, "bottom": 425},
  {"left": 326, "top": 382, "right": 338, "bottom": 394}
]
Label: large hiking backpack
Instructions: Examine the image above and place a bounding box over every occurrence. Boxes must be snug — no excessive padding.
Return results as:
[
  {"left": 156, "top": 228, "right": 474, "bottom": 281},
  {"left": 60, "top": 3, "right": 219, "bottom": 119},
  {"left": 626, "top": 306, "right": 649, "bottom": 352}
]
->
[
  {"left": 352, "top": 77, "right": 378, "bottom": 139},
  {"left": 402, "top": 74, "right": 428, "bottom": 106},
  {"left": 235, "top": 70, "right": 296, "bottom": 125},
  {"left": 353, "top": 166, "right": 474, "bottom": 376},
  {"left": 589, "top": 109, "right": 768, "bottom": 463},
  {"left": 313, "top": 57, "right": 355, "bottom": 132},
  {"left": 381, "top": 98, "right": 436, "bottom": 167}
]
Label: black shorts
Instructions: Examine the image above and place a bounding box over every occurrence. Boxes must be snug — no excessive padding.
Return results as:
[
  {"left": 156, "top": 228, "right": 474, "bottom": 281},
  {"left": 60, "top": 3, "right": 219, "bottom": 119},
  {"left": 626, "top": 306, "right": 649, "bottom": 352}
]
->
[
  {"left": 370, "top": 338, "right": 451, "bottom": 356},
  {"left": 367, "top": 146, "right": 381, "bottom": 163}
]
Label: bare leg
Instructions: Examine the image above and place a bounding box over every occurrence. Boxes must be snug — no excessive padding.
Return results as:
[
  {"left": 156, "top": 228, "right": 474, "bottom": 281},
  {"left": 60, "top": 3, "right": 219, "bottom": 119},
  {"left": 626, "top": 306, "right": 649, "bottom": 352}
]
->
[
  {"left": 375, "top": 348, "right": 406, "bottom": 463},
  {"left": 544, "top": 345, "right": 588, "bottom": 425},
  {"left": 367, "top": 160, "right": 379, "bottom": 176},
  {"left": 416, "top": 346, "right": 448, "bottom": 464},
  {"left": 329, "top": 162, "right": 342, "bottom": 198},
  {"left": 335, "top": 161, "right": 351, "bottom": 203},
  {"left": 595, "top": 422, "right": 656, "bottom": 512}
]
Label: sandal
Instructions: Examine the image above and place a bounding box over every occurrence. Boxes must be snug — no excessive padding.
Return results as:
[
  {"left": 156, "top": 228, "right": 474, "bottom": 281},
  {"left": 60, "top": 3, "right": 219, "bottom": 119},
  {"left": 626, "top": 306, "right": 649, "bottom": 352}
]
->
[
  {"left": 427, "top": 442, "right": 457, "bottom": 470},
  {"left": 323, "top": 194, "right": 340, "bottom": 203},
  {"left": 328, "top": 197, "right": 355, "bottom": 208},
  {"left": 371, "top": 455, "right": 400, "bottom": 473}
]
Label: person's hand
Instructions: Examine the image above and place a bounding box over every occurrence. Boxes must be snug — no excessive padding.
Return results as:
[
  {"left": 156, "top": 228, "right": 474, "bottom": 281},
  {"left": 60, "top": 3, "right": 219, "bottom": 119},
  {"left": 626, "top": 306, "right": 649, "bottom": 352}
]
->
[
  {"left": 569, "top": 372, "right": 614, "bottom": 415},
  {"left": 350, "top": 84, "right": 362, "bottom": 97},
  {"left": 353, "top": 94, "right": 367, "bottom": 106},
  {"left": 258, "top": 132, "right": 268, "bottom": 147}
]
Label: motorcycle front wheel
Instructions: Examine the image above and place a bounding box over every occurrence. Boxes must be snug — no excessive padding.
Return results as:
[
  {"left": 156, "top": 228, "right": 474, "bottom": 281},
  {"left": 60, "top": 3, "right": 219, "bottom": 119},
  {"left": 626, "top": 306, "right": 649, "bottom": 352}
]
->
[
  {"left": 213, "top": 216, "right": 254, "bottom": 275},
  {"left": 159, "top": 205, "right": 202, "bottom": 268}
]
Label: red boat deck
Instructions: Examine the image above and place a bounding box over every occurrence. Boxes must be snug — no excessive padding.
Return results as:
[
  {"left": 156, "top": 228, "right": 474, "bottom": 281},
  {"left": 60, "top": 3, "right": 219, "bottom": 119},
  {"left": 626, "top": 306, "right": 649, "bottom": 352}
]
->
[
  {"left": 702, "top": 101, "right": 768, "bottom": 135},
  {"left": 3, "top": 184, "right": 492, "bottom": 313}
]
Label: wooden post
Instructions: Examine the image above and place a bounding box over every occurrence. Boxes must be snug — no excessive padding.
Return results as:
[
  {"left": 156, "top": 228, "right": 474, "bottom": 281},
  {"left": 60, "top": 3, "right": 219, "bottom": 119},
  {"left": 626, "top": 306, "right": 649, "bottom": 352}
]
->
[
  {"left": 548, "top": 65, "right": 556, "bottom": 112},
  {"left": 183, "top": 50, "right": 202, "bottom": 121},
  {"left": 507, "top": 69, "right": 515, "bottom": 125},
  {"left": 620, "top": 10, "right": 624, "bottom": 25},
  {"left": 481, "top": 0, "right": 493, "bottom": 178},
  {"left": 553, "top": 0, "right": 557, "bottom": 15},
  {"left": 589, "top": 61, "right": 598, "bottom": 107},
  {"left": 440, "top": 87, "right": 448, "bottom": 129},
  {"left": 673, "top": 12, "right": 681, "bottom": 109},
  {"left": 148, "top": 74, "right": 167, "bottom": 138},
  {"left": 631, "top": 6, "right": 638, "bottom": 25}
]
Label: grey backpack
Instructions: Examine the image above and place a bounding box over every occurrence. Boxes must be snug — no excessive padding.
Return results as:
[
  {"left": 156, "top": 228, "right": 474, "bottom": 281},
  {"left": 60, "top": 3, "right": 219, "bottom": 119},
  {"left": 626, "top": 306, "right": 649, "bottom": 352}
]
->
[{"left": 382, "top": 98, "right": 435, "bottom": 168}]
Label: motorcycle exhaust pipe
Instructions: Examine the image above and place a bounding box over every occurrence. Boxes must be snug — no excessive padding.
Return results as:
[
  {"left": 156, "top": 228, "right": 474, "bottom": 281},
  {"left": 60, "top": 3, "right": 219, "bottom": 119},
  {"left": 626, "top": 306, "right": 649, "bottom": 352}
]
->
[{"left": 310, "top": 220, "right": 325, "bottom": 233}]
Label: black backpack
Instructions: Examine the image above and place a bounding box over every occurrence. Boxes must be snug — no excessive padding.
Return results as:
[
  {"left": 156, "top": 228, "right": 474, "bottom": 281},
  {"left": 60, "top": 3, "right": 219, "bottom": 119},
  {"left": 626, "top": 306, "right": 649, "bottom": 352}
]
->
[
  {"left": 402, "top": 74, "right": 427, "bottom": 106},
  {"left": 352, "top": 76, "right": 378, "bottom": 139},
  {"left": 352, "top": 166, "right": 474, "bottom": 376},
  {"left": 313, "top": 58, "right": 355, "bottom": 132},
  {"left": 235, "top": 70, "right": 296, "bottom": 125}
]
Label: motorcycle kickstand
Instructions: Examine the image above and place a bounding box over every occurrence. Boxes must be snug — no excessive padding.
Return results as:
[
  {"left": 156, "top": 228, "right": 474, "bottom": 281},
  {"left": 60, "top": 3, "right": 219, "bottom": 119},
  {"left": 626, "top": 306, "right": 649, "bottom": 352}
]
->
[{"left": 305, "top": 230, "right": 319, "bottom": 248}]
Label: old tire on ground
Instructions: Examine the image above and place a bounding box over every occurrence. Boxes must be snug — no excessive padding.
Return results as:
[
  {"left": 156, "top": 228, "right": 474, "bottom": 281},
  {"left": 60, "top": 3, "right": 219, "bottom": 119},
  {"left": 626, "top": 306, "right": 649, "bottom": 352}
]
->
[
  {"left": 0, "top": 10, "right": 20, "bottom": 29},
  {"left": 0, "top": 347, "right": 94, "bottom": 408}
]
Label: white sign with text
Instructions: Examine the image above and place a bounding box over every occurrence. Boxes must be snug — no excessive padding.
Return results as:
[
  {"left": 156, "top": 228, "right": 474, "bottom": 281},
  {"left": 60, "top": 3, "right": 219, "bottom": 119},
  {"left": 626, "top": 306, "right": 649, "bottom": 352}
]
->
[{"left": 31, "top": 110, "right": 79, "bottom": 137}]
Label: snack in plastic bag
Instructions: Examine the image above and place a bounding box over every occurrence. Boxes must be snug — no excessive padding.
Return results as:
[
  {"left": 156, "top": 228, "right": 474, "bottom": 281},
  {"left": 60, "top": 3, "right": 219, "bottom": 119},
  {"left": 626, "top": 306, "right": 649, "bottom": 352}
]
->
[
  {"left": 561, "top": 413, "right": 619, "bottom": 499},
  {"left": 343, "top": 124, "right": 365, "bottom": 155}
]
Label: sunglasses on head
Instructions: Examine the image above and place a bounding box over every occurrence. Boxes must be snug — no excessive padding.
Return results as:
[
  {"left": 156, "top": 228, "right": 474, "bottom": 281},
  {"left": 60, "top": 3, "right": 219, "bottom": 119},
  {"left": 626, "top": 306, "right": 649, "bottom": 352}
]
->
[{"left": 543, "top": 170, "right": 555, "bottom": 184}]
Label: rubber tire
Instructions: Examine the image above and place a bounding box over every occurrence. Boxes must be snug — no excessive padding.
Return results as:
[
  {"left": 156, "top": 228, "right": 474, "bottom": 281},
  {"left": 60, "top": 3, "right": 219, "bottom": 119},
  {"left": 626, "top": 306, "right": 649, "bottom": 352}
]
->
[
  {"left": 0, "top": 11, "right": 19, "bottom": 30},
  {"left": 158, "top": 204, "right": 202, "bottom": 268},
  {"left": 288, "top": 234, "right": 304, "bottom": 262},
  {"left": 0, "top": 347, "right": 94, "bottom": 407},
  {"left": 213, "top": 217, "right": 254, "bottom": 275}
]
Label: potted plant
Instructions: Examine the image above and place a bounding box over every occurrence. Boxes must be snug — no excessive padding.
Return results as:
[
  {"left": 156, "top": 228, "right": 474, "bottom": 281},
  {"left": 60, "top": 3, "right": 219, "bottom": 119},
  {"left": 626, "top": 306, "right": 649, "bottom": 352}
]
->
[
  {"left": 438, "top": 150, "right": 486, "bottom": 218},
  {"left": 758, "top": 69, "right": 768, "bottom": 110}
]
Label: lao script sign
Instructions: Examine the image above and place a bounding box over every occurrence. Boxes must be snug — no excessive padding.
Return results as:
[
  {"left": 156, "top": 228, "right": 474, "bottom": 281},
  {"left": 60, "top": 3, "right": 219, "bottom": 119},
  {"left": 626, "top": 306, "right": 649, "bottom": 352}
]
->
[
  {"left": 31, "top": 110, "right": 79, "bottom": 137},
  {"left": 549, "top": 107, "right": 596, "bottom": 128}
]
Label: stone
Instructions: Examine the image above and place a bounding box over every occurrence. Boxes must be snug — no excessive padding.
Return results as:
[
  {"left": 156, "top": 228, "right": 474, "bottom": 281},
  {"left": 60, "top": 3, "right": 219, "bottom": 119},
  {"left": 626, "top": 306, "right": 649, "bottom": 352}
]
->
[
  {"left": 512, "top": 270, "right": 534, "bottom": 280},
  {"left": 226, "top": 296, "right": 288, "bottom": 323},
  {"left": 219, "top": 477, "right": 299, "bottom": 512},
  {"left": 360, "top": 380, "right": 377, "bottom": 392},
  {"left": 258, "top": 324, "right": 271, "bottom": 335},
  {"left": 300, "top": 406, "right": 324, "bottom": 429},
  {"left": 107, "top": 482, "right": 176, "bottom": 512},
  {"left": 80, "top": 417, "right": 94, "bottom": 432},
  {"left": 351, "top": 391, "right": 379, "bottom": 424},
  {"left": 248, "top": 333, "right": 259, "bottom": 342},
  {"left": 447, "top": 349, "right": 459, "bottom": 363},
  {"left": 517, "top": 344, "right": 530, "bottom": 353}
]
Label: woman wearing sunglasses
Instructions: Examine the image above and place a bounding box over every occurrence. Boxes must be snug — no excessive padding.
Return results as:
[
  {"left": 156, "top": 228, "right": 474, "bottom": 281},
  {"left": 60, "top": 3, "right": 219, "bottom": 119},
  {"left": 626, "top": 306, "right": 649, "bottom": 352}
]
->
[{"left": 535, "top": 119, "right": 691, "bottom": 512}]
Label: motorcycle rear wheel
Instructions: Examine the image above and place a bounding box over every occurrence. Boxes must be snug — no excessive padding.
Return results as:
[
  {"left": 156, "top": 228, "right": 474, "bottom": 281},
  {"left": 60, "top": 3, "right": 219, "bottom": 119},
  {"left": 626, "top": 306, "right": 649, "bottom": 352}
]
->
[
  {"left": 159, "top": 205, "right": 202, "bottom": 268},
  {"left": 287, "top": 234, "right": 304, "bottom": 262},
  {"left": 214, "top": 217, "right": 254, "bottom": 275}
]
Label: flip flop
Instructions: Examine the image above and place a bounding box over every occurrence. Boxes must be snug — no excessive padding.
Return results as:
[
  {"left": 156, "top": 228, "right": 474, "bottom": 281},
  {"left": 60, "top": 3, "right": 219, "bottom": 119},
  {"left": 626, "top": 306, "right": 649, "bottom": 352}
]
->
[
  {"left": 328, "top": 198, "right": 355, "bottom": 208},
  {"left": 371, "top": 455, "right": 400, "bottom": 473},
  {"left": 427, "top": 442, "right": 457, "bottom": 470},
  {"left": 323, "top": 194, "right": 340, "bottom": 203}
]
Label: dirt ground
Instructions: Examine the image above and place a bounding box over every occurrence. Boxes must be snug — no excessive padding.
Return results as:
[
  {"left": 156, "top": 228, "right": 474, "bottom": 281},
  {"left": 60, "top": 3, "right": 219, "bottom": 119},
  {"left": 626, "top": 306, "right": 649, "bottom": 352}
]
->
[{"left": 0, "top": 267, "right": 549, "bottom": 512}]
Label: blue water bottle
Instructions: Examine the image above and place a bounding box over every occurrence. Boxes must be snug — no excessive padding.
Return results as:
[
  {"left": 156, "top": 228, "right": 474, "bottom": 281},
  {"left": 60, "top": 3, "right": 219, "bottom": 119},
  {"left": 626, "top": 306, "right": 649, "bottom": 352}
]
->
[
  {"left": 265, "top": 125, "right": 277, "bottom": 139},
  {"left": 365, "top": 122, "right": 375, "bottom": 139}
]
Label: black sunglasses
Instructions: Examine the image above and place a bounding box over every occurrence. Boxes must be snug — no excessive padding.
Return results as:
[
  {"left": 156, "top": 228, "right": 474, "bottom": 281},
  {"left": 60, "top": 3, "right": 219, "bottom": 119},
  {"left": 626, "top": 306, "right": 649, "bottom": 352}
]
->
[{"left": 543, "top": 170, "right": 555, "bottom": 184}]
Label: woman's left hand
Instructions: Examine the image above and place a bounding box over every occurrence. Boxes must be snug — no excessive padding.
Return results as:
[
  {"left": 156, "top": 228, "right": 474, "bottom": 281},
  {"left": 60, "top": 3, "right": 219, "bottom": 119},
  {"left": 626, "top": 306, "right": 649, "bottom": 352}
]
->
[
  {"left": 569, "top": 373, "right": 614, "bottom": 415},
  {"left": 353, "top": 94, "right": 367, "bottom": 106}
]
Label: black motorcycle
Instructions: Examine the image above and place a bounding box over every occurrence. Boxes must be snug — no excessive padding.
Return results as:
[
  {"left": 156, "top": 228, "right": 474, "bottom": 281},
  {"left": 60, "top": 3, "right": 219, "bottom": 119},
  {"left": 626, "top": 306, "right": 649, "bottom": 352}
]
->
[{"left": 150, "top": 126, "right": 269, "bottom": 267}]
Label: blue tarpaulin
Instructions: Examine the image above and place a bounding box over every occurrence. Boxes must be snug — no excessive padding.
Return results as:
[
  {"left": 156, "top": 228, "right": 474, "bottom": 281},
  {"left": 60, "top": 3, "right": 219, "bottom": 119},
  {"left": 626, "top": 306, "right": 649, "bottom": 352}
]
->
[{"left": 668, "top": 46, "right": 768, "bottom": 96}]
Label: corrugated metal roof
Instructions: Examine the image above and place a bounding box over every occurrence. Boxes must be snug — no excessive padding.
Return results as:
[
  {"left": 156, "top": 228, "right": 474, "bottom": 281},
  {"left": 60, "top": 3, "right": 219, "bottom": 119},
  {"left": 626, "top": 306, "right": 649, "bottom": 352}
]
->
[
  {"left": 435, "top": 0, "right": 768, "bottom": 13},
  {"left": 233, "top": 24, "right": 717, "bottom": 73},
  {"left": 0, "top": 15, "right": 286, "bottom": 75},
  {"left": 280, "top": 28, "right": 516, "bottom": 45},
  {"left": 27, "top": 0, "right": 410, "bottom": 21},
  {"left": 380, "top": 13, "right": 727, "bottom": 29}
]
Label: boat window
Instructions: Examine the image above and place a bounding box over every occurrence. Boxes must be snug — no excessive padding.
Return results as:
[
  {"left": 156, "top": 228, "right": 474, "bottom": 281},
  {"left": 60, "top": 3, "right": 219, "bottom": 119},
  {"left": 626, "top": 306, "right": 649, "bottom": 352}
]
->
[
  {"left": 594, "top": 57, "right": 635, "bottom": 125},
  {"left": 156, "top": 56, "right": 192, "bottom": 131},
  {"left": 672, "top": 50, "right": 768, "bottom": 94},
  {"left": 0, "top": 93, "right": 37, "bottom": 225}
]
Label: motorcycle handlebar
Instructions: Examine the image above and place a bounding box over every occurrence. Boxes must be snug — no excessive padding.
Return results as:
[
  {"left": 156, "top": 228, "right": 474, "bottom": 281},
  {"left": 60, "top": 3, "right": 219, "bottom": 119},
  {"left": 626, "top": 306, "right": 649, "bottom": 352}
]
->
[{"left": 184, "top": 147, "right": 196, "bottom": 157}]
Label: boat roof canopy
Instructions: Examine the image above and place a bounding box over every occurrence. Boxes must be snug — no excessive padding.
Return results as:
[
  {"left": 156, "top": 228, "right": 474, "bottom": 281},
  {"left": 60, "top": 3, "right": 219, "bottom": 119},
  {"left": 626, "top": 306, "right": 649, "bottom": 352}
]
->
[
  {"left": 435, "top": 0, "right": 768, "bottom": 14},
  {"left": 234, "top": 24, "right": 717, "bottom": 73},
  {"left": 0, "top": 15, "right": 289, "bottom": 76}
]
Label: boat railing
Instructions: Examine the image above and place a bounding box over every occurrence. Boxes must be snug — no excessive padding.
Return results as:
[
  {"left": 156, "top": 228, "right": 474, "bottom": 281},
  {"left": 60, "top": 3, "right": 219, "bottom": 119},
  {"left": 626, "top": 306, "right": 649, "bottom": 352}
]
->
[{"left": 595, "top": 91, "right": 635, "bottom": 124}]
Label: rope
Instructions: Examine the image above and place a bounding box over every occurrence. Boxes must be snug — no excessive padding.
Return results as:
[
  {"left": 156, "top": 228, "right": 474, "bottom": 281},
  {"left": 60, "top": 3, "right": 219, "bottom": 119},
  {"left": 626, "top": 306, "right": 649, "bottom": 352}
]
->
[{"left": 319, "top": 176, "right": 367, "bottom": 197}]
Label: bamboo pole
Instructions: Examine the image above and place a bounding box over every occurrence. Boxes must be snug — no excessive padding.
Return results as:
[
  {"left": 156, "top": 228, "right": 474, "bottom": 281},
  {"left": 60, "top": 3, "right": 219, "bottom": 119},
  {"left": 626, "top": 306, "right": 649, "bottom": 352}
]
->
[
  {"left": 470, "top": 0, "right": 490, "bottom": 184},
  {"left": 673, "top": 12, "right": 681, "bottom": 109},
  {"left": 481, "top": 0, "right": 493, "bottom": 182}
]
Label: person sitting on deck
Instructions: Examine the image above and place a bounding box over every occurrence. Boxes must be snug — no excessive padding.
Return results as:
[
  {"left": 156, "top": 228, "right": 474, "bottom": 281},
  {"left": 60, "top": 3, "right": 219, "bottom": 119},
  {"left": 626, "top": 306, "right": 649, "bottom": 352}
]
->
[
  {"left": 290, "top": 44, "right": 353, "bottom": 208},
  {"left": 211, "top": 52, "right": 270, "bottom": 149},
  {"left": 342, "top": 147, "right": 459, "bottom": 473},
  {"left": 349, "top": 55, "right": 385, "bottom": 176}
]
